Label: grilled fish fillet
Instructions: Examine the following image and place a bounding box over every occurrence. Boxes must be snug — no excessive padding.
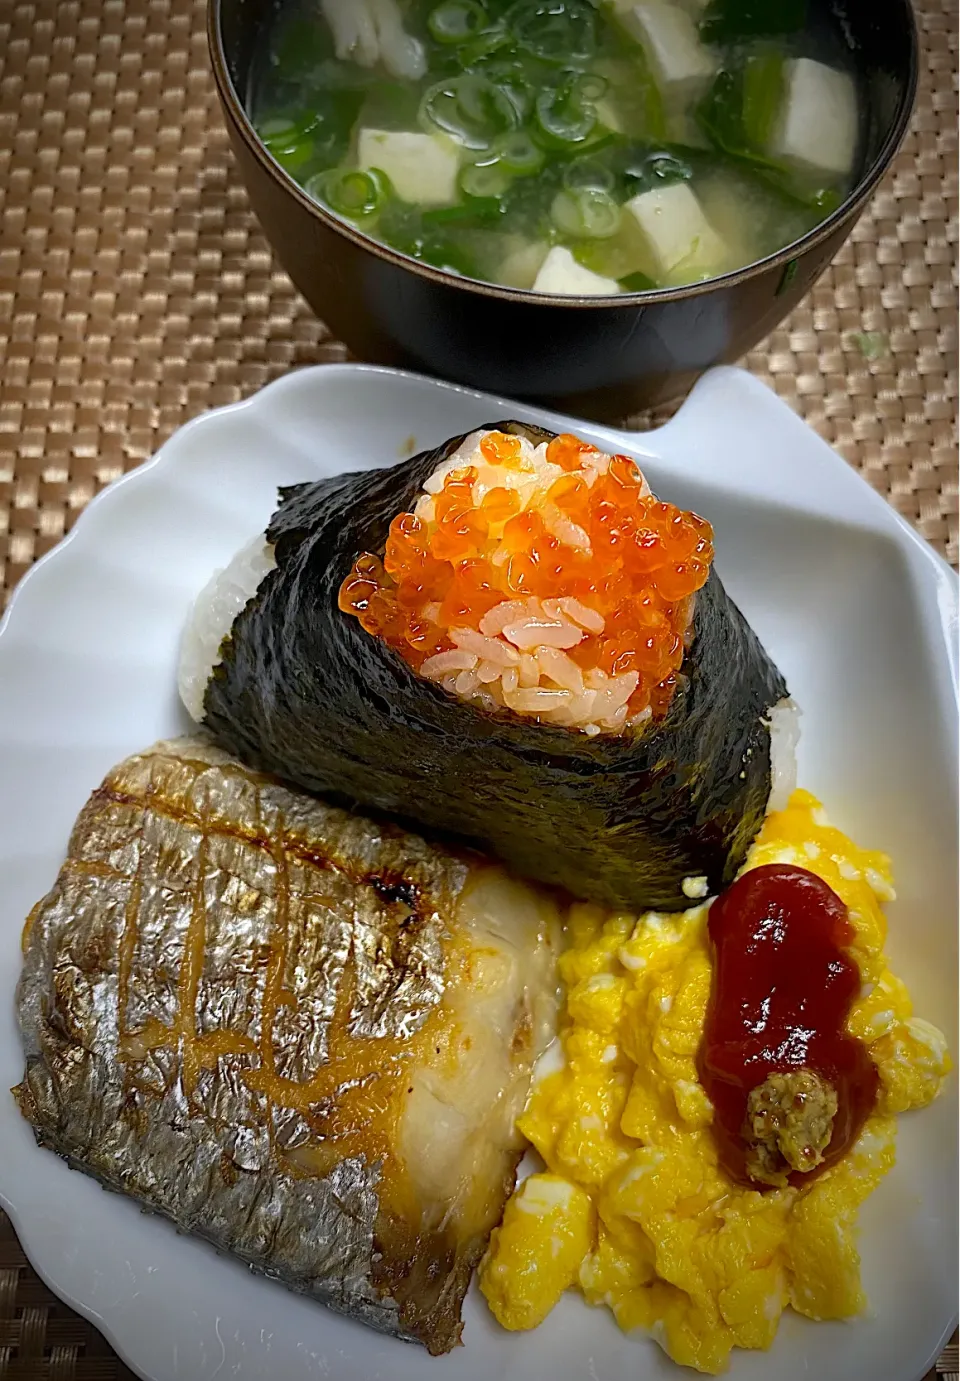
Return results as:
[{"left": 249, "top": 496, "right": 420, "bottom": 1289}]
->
[{"left": 14, "top": 737, "right": 560, "bottom": 1354}]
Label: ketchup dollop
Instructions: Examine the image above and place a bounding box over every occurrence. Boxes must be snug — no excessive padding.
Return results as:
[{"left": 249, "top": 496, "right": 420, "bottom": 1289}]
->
[{"left": 698, "top": 864, "right": 879, "bottom": 1190}]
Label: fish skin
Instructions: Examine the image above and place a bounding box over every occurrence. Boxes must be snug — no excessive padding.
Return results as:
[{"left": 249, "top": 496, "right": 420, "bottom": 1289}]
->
[
  {"left": 202, "top": 421, "right": 788, "bottom": 911},
  {"left": 14, "top": 736, "right": 543, "bottom": 1355}
]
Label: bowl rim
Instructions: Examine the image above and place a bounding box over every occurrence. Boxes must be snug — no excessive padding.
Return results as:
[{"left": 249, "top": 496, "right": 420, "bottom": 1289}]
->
[{"left": 208, "top": 0, "right": 919, "bottom": 309}]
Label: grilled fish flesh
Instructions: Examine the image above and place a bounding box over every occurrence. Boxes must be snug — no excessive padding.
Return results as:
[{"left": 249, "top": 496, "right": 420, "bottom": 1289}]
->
[{"left": 14, "top": 737, "right": 560, "bottom": 1354}]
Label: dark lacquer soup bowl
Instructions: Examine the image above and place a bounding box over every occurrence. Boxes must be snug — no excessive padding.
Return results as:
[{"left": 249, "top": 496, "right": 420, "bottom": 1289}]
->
[{"left": 209, "top": 0, "right": 917, "bottom": 420}]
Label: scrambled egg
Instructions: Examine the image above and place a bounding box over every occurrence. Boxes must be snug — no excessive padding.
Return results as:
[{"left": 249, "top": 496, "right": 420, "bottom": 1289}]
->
[{"left": 480, "top": 791, "right": 951, "bottom": 1373}]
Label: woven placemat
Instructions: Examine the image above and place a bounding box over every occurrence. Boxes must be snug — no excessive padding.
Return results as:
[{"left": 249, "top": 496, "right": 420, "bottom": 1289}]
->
[{"left": 0, "top": 0, "right": 956, "bottom": 1377}]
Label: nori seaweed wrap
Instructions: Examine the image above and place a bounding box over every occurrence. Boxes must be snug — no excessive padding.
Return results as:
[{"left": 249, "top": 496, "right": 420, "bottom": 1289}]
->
[{"left": 195, "top": 422, "right": 790, "bottom": 911}]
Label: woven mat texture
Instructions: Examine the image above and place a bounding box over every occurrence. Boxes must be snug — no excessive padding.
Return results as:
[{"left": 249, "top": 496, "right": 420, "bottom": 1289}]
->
[{"left": 0, "top": 0, "right": 956, "bottom": 1377}]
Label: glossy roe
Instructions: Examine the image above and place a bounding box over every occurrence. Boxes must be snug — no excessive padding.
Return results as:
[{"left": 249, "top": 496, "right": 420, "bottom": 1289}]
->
[{"left": 338, "top": 432, "right": 714, "bottom": 723}]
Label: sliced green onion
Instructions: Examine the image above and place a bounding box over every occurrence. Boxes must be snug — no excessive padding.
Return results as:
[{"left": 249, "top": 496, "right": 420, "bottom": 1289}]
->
[
  {"left": 308, "top": 167, "right": 390, "bottom": 221},
  {"left": 259, "top": 118, "right": 316, "bottom": 175},
  {"left": 497, "top": 132, "right": 545, "bottom": 175},
  {"left": 460, "top": 159, "right": 514, "bottom": 199},
  {"left": 646, "top": 153, "right": 695, "bottom": 185},
  {"left": 563, "top": 156, "right": 615, "bottom": 194},
  {"left": 420, "top": 73, "right": 520, "bottom": 151},
  {"left": 458, "top": 20, "right": 511, "bottom": 66},
  {"left": 551, "top": 187, "right": 621, "bottom": 238},
  {"left": 472, "top": 57, "right": 535, "bottom": 121},
  {"left": 534, "top": 85, "right": 598, "bottom": 147},
  {"left": 619, "top": 149, "right": 694, "bottom": 198},
  {"left": 573, "top": 73, "right": 608, "bottom": 103},
  {"left": 507, "top": 0, "right": 598, "bottom": 65},
  {"left": 428, "top": 1, "right": 489, "bottom": 43}
]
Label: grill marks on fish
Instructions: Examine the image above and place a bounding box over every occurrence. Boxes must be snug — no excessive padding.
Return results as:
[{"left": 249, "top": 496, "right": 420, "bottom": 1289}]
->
[
  {"left": 15, "top": 737, "right": 558, "bottom": 1354},
  {"left": 98, "top": 755, "right": 454, "bottom": 1185},
  {"left": 92, "top": 777, "right": 447, "bottom": 1080},
  {"left": 273, "top": 886, "right": 352, "bottom": 1080}
]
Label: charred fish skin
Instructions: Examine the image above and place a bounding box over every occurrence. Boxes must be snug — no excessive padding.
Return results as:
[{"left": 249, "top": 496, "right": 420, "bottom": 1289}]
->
[
  {"left": 202, "top": 423, "right": 788, "bottom": 912},
  {"left": 15, "top": 737, "right": 558, "bottom": 1356}
]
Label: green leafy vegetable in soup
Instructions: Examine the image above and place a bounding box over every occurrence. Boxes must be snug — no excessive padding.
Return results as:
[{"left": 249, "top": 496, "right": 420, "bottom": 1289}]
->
[{"left": 251, "top": 0, "right": 861, "bottom": 294}]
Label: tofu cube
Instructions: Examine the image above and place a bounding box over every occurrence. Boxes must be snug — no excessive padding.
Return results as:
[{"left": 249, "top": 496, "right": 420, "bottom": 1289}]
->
[
  {"left": 532, "top": 246, "right": 622, "bottom": 296},
  {"left": 620, "top": 2, "right": 716, "bottom": 101},
  {"left": 626, "top": 182, "right": 725, "bottom": 278},
  {"left": 499, "top": 241, "right": 550, "bottom": 291},
  {"left": 772, "top": 59, "right": 858, "bottom": 178},
  {"left": 356, "top": 128, "right": 459, "bottom": 206}
]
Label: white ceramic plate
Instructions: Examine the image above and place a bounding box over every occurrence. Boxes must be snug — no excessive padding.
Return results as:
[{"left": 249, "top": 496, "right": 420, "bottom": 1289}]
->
[{"left": 0, "top": 364, "right": 956, "bottom": 1381}]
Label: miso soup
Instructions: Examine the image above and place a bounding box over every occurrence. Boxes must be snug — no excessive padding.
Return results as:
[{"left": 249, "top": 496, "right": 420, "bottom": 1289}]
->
[{"left": 250, "top": 0, "right": 862, "bottom": 295}]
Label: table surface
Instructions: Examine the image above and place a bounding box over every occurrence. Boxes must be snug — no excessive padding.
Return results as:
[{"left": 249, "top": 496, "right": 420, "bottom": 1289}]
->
[{"left": 0, "top": 0, "right": 956, "bottom": 1377}]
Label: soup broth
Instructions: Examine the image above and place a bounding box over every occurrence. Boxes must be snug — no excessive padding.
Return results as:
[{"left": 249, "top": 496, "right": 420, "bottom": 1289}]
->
[{"left": 250, "top": 0, "right": 861, "bottom": 295}]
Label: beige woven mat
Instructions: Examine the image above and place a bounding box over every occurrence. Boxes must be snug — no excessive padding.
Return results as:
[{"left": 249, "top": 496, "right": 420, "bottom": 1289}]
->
[
  {"left": 0, "top": 0, "right": 957, "bottom": 1378},
  {"left": 0, "top": 0, "right": 957, "bottom": 609}
]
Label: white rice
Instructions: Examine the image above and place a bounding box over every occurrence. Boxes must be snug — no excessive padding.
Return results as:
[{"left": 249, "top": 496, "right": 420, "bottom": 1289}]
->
[
  {"left": 414, "top": 429, "right": 657, "bottom": 735},
  {"left": 767, "top": 696, "right": 801, "bottom": 812},
  {"left": 177, "top": 534, "right": 276, "bottom": 723}
]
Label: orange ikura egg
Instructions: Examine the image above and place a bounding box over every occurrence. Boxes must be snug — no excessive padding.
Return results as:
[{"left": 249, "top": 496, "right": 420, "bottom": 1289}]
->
[
  {"left": 338, "top": 431, "right": 715, "bottom": 731},
  {"left": 481, "top": 486, "right": 521, "bottom": 525},
  {"left": 546, "top": 433, "right": 595, "bottom": 472},
  {"left": 481, "top": 432, "right": 526, "bottom": 468}
]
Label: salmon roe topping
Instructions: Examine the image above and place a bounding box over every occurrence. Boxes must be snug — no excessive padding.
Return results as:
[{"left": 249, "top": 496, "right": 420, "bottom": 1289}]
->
[{"left": 338, "top": 431, "right": 715, "bottom": 730}]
